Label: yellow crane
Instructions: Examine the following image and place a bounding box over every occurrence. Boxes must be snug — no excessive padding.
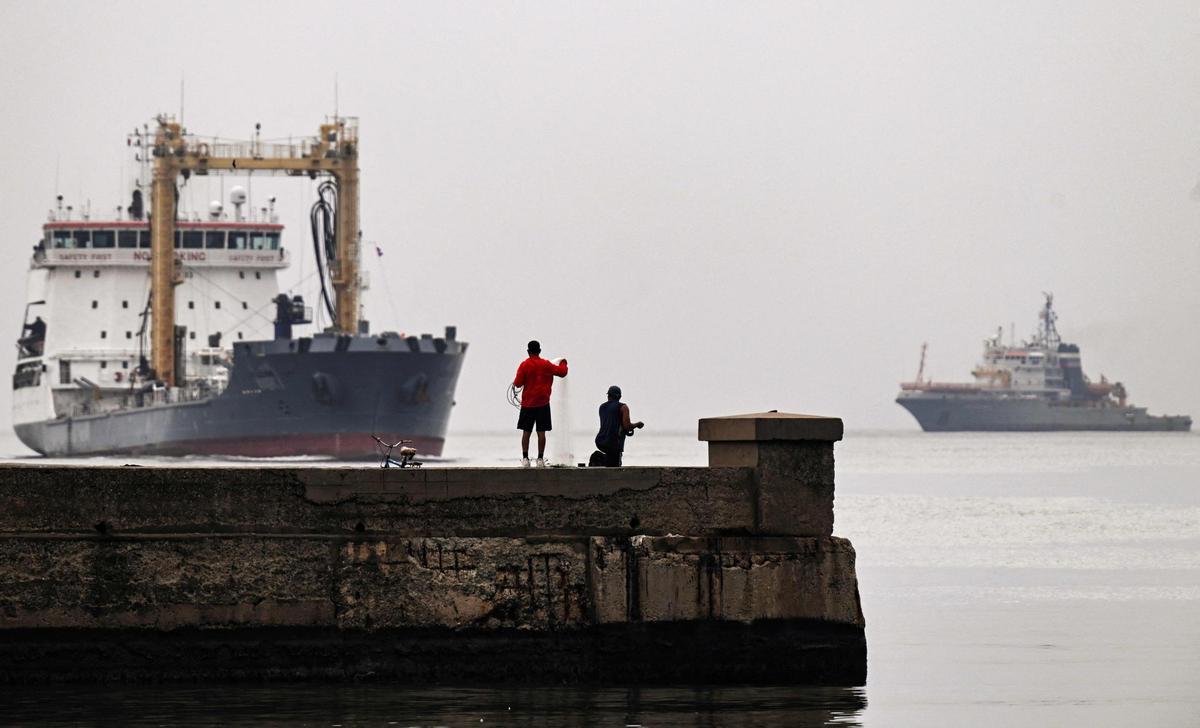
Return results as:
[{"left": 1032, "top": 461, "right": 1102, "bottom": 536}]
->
[{"left": 149, "top": 115, "right": 360, "bottom": 386}]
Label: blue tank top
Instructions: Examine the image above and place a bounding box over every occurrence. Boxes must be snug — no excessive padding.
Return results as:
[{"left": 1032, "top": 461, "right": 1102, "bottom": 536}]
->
[{"left": 595, "top": 400, "right": 625, "bottom": 452}]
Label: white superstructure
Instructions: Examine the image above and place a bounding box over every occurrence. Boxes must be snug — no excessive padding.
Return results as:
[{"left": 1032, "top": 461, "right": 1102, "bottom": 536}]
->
[{"left": 15, "top": 202, "right": 290, "bottom": 427}]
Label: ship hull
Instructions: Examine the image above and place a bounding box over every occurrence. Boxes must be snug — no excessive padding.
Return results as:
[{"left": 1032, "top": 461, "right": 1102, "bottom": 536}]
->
[
  {"left": 896, "top": 393, "right": 1192, "bottom": 432},
  {"left": 14, "top": 334, "right": 466, "bottom": 458}
]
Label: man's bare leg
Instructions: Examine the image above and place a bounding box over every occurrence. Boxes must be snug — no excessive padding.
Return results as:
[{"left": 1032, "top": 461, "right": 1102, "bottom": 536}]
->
[
  {"left": 537, "top": 431, "right": 547, "bottom": 460},
  {"left": 521, "top": 431, "right": 531, "bottom": 460}
]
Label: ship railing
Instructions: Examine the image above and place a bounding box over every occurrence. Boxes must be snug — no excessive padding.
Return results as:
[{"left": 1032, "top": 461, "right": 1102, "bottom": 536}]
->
[
  {"left": 158, "top": 379, "right": 224, "bottom": 405},
  {"left": 184, "top": 118, "right": 358, "bottom": 161},
  {"left": 193, "top": 139, "right": 320, "bottom": 160},
  {"left": 899, "top": 381, "right": 985, "bottom": 393},
  {"left": 59, "top": 377, "right": 226, "bottom": 418}
]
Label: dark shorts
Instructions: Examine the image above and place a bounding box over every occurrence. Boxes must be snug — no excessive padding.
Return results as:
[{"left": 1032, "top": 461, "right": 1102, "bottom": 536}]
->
[{"left": 517, "top": 404, "right": 552, "bottom": 432}]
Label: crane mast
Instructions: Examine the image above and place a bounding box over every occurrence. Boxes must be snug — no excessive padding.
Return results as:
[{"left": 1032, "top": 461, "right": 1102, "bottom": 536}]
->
[{"left": 149, "top": 115, "right": 360, "bottom": 386}]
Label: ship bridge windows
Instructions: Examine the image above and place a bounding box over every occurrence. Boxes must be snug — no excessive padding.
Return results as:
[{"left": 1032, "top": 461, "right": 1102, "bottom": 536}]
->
[
  {"left": 181, "top": 231, "right": 203, "bottom": 249},
  {"left": 92, "top": 230, "right": 114, "bottom": 248},
  {"left": 228, "top": 231, "right": 248, "bottom": 250},
  {"left": 117, "top": 230, "right": 138, "bottom": 248},
  {"left": 51, "top": 230, "right": 78, "bottom": 248},
  {"left": 205, "top": 231, "right": 226, "bottom": 249},
  {"left": 249, "top": 231, "right": 280, "bottom": 250},
  {"left": 138, "top": 230, "right": 151, "bottom": 248}
]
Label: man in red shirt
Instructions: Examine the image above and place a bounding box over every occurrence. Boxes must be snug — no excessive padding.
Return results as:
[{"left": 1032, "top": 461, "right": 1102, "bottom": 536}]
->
[{"left": 512, "top": 340, "right": 568, "bottom": 467}]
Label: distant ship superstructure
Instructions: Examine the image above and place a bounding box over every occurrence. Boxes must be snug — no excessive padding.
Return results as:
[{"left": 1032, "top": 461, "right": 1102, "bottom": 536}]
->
[{"left": 896, "top": 295, "right": 1190, "bottom": 432}]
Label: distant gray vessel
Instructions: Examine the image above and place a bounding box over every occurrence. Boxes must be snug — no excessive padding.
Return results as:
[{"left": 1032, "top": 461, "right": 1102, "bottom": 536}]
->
[{"left": 896, "top": 295, "right": 1191, "bottom": 432}]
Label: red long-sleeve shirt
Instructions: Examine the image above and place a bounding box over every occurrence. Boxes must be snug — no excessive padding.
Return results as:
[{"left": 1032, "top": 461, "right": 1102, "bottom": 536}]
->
[{"left": 513, "top": 356, "right": 568, "bottom": 408}]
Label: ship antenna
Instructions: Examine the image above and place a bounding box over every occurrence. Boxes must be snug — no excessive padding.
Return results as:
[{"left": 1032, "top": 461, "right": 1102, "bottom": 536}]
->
[
  {"left": 1039, "top": 291, "right": 1059, "bottom": 347},
  {"left": 915, "top": 342, "right": 928, "bottom": 384}
]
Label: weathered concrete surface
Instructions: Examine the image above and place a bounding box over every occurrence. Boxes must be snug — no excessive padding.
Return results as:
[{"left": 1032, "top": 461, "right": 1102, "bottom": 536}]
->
[
  {"left": 0, "top": 465, "right": 758, "bottom": 537},
  {"left": 0, "top": 535, "right": 860, "bottom": 631},
  {"left": 0, "top": 533, "right": 863, "bottom": 684},
  {"left": 591, "top": 536, "right": 862, "bottom": 626},
  {"left": 0, "top": 412, "right": 867, "bottom": 684}
]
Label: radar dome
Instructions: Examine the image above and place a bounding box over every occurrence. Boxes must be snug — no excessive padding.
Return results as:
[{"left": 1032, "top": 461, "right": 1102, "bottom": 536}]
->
[{"left": 230, "top": 186, "right": 247, "bottom": 205}]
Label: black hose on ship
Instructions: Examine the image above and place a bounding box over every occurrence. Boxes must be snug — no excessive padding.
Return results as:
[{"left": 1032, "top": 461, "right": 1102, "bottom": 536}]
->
[{"left": 309, "top": 180, "right": 339, "bottom": 324}]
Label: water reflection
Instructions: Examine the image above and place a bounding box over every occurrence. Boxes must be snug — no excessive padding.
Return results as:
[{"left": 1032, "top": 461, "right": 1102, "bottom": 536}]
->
[{"left": 1, "top": 684, "right": 866, "bottom": 727}]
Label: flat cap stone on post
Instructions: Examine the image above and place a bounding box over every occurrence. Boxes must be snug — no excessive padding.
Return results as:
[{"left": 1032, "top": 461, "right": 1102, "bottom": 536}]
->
[
  {"left": 698, "top": 412, "right": 843, "bottom": 536},
  {"left": 699, "top": 411, "right": 844, "bottom": 444}
]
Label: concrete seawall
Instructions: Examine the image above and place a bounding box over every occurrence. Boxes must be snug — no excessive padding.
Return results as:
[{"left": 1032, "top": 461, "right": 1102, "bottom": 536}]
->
[{"left": 0, "top": 412, "right": 866, "bottom": 684}]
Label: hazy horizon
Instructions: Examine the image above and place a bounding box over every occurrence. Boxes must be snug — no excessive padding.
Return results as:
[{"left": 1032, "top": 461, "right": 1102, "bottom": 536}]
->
[{"left": 1, "top": 1, "right": 1197, "bottom": 441}]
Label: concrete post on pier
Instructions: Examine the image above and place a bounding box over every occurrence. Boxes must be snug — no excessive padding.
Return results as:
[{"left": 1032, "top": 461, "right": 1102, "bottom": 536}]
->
[{"left": 699, "top": 411, "right": 843, "bottom": 536}]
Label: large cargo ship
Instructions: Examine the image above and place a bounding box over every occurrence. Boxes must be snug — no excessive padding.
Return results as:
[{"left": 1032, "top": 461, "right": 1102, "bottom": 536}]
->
[
  {"left": 896, "top": 295, "right": 1190, "bottom": 432},
  {"left": 12, "top": 116, "right": 466, "bottom": 457}
]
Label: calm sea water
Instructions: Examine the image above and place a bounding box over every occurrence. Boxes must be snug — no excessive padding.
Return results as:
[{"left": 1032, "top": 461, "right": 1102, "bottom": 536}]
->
[{"left": 2, "top": 429, "right": 1198, "bottom": 727}]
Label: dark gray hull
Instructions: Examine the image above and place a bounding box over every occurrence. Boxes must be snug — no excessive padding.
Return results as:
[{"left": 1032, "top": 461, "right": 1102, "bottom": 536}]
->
[
  {"left": 896, "top": 393, "right": 1192, "bottom": 432},
  {"left": 15, "top": 333, "right": 466, "bottom": 458}
]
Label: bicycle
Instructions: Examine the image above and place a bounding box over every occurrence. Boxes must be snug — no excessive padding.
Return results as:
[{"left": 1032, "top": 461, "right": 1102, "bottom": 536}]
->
[{"left": 371, "top": 435, "right": 422, "bottom": 468}]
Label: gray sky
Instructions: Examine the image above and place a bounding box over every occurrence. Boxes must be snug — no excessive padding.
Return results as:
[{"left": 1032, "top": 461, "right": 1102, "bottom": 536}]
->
[{"left": 1, "top": 1, "right": 1197, "bottom": 435}]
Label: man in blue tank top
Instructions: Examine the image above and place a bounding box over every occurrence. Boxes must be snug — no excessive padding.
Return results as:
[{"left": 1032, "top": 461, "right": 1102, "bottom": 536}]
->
[{"left": 592, "top": 385, "right": 644, "bottom": 467}]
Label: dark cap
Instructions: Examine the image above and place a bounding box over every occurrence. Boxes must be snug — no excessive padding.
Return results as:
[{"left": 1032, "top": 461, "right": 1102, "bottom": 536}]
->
[
  {"left": 607, "top": 385, "right": 622, "bottom": 399},
  {"left": 527, "top": 340, "right": 541, "bottom": 354}
]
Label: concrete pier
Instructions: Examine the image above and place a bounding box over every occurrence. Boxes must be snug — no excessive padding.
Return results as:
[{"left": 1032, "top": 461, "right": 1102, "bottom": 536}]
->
[{"left": 0, "top": 412, "right": 865, "bottom": 684}]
